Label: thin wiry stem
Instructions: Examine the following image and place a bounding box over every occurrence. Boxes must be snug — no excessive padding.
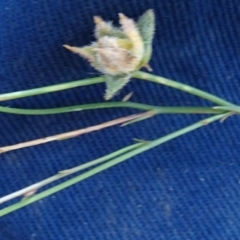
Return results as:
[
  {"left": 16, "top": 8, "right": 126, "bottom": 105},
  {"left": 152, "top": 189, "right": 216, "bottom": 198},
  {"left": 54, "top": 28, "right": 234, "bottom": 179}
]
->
[
  {"left": 0, "top": 76, "right": 105, "bottom": 102},
  {"left": 0, "top": 112, "right": 149, "bottom": 154},
  {"left": 0, "top": 142, "right": 144, "bottom": 204},
  {"left": 214, "top": 105, "right": 240, "bottom": 113},
  {"left": 0, "top": 113, "right": 228, "bottom": 217},
  {"left": 133, "top": 71, "right": 235, "bottom": 106},
  {"left": 0, "top": 71, "right": 234, "bottom": 107},
  {"left": 0, "top": 102, "right": 225, "bottom": 115}
]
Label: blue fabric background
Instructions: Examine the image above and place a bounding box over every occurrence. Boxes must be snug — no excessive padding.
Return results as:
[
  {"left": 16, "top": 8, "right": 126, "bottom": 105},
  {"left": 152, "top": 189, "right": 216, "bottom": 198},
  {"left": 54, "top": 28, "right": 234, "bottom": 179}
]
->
[{"left": 0, "top": 0, "right": 240, "bottom": 239}]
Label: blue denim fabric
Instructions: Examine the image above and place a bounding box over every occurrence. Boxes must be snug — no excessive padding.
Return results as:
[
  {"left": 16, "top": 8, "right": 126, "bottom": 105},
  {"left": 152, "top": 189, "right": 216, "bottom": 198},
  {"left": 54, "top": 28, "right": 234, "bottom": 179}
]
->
[{"left": 0, "top": 0, "right": 240, "bottom": 239}]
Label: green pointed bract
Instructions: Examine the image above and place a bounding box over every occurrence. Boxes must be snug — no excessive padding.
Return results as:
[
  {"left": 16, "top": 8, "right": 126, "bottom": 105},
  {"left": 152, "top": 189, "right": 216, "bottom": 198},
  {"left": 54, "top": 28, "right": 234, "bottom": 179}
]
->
[
  {"left": 137, "top": 9, "right": 155, "bottom": 67},
  {"left": 104, "top": 74, "right": 131, "bottom": 100},
  {"left": 137, "top": 9, "right": 155, "bottom": 45}
]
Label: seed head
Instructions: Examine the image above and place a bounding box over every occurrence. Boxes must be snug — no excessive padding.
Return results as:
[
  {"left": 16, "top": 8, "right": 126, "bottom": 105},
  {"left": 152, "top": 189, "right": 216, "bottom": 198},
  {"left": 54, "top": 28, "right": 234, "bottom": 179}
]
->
[{"left": 64, "top": 9, "right": 155, "bottom": 99}]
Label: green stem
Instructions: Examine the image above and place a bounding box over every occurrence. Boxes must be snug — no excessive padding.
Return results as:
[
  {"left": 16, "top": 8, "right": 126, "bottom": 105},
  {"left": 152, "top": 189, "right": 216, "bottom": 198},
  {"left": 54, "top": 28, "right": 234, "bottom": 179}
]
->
[
  {"left": 214, "top": 106, "right": 240, "bottom": 114},
  {"left": 0, "top": 72, "right": 235, "bottom": 107},
  {"left": 0, "top": 102, "right": 225, "bottom": 115},
  {"left": 0, "top": 76, "right": 105, "bottom": 102},
  {"left": 133, "top": 71, "right": 235, "bottom": 106},
  {"left": 0, "top": 142, "right": 143, "bottom": 205},
  {"left": 0, "top": 113, "right": 227, "bottom": 217}
]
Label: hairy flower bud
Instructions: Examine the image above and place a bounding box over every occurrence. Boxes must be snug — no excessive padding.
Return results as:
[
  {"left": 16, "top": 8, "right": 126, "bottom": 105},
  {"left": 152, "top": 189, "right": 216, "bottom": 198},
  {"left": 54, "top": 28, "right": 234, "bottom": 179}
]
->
[{"left": 64, "top": 9, "right": 155, "bottom": 99}]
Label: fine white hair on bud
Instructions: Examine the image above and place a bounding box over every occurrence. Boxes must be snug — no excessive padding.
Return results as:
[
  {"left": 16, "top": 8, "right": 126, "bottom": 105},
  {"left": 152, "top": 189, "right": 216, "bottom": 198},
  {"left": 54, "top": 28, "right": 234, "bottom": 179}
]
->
[{"left": 64, "top": 9, "right": 155, "bottom": 100}]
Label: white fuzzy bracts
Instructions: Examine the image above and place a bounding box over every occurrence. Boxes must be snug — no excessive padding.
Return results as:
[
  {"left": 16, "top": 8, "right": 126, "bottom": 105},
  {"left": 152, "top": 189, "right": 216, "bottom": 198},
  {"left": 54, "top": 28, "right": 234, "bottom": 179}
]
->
[{"left": 64, "top": 9, "right": 155, "bottom": 100}]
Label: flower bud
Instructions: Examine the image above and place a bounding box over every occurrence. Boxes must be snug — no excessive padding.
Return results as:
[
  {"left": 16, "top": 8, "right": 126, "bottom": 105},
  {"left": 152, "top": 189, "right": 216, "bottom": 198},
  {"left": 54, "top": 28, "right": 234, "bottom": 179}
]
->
[{"left": 64, "top": 9, "right": 155, "bottom": 99}]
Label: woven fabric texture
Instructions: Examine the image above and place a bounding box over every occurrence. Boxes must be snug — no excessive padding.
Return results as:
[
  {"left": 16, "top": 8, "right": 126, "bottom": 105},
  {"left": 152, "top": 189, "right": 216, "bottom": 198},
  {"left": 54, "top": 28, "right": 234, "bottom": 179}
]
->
[{"left": 0, "top": 1, "right": 240, "bottom": 239}]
